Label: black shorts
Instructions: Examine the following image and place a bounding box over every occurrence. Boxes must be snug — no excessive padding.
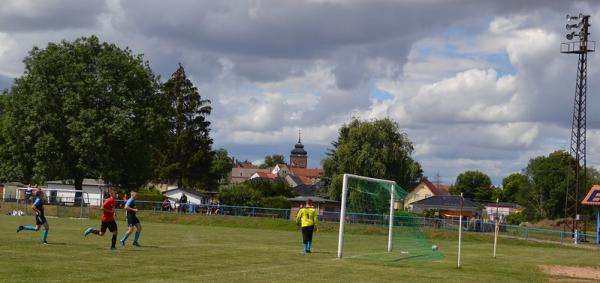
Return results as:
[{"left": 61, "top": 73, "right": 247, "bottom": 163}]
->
[
  {"left": 101, "top": 221, "right": 118, "bottom": 233},
  {"left": 301, "top": 225, "right": 314, "bottom": 244},
  {"left": 35, "top": 214, "right": 47, "bottom": 225},
  {"left": 127, "top": 215, "right": 140, "bottom": 226}
]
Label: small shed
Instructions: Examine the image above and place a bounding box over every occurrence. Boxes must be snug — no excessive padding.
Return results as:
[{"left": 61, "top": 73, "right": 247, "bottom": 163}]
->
[
  {"left": 411, "top": 195, "right": 483, "bottom": 219},
  {"left": 288, "top": 196, "right": 340, "bottom": 220},
  {"left": 163, "top": 188, "right": 216, "bottom": 205},
  {"left": 46, "top": 179, "right": 108, "bottom": 206}
]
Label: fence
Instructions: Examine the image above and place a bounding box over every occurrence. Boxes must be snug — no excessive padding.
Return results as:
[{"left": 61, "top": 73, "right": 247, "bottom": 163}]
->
[{"left": 3, "top": 196, "right": 596, "bottom": 245}]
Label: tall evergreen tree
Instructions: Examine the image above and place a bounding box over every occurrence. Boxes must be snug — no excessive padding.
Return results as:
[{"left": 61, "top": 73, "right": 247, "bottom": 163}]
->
[{"left": 159, "top": 64, "right": 213, "bottom": 189}]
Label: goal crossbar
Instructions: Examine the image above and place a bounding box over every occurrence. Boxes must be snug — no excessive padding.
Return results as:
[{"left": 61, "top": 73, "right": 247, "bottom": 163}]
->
[
  {"left": 337, "top": 173, "right": 398, "bottom": 259},
  {"left": 16, "top": 188, "right": 91, "bottom": 219}
]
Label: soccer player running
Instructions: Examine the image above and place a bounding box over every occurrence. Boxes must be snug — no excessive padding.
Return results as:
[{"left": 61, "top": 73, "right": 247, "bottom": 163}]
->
[
  {"left": 84, "top": 187, "right": 119, "bottom": 249},
  {"left": 120, "top": 191, "right": 142, "bottom": 247},
  {"left": 295, "top": 199, "right": 318, "bottom": 253},
  {"left": 16, "top": 188, "right": 50, "bottom": 244}
]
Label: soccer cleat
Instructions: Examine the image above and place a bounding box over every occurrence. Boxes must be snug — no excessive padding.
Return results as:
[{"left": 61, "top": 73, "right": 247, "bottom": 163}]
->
[
  {"left": 42, "top": 241, "right": 48, "bottom": 245},
  {"left": 132, "top": 242, "right": 140, "bottom": 247},
  {"left": 110, "top": 247, "right": 116, "bottom": 250},
  {"left": 16, "top": 226, "right": 23, "bottom": 233},
  {"left": 83, "top": 228, "right": 93, "bottom": 237},
  {"left": 120, "top": 240, "right": 125, "bottom": 247}
]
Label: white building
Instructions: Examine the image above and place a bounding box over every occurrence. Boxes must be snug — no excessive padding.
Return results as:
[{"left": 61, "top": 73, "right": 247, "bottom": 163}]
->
[
  {"left": 46, "top": 179, "right": 108, "bottom": 207},
  {"left": 163, "top": 188, "right": 215, "bottom": 205}
]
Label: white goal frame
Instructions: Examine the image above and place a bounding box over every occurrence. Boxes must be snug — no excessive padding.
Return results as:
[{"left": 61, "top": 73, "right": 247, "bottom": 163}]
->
[
  {"left": 337, "top": 173, "right": 397, "bottom": 259},
  {"left": 16, "top": 188, "right": 91, "bottom": 219}
]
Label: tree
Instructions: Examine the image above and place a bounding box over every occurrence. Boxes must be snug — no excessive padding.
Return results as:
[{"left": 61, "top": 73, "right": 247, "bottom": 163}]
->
[
  {"left": 259, "top": 154, "right": 285, "bottom": 169},
  {"left": 209, "top": 148, "right": 233, "bottom": 186},
  {"left": 322, "top": 118, "right": 423, "bottom": 201},
  {"left": 501, "top": 173, "right": 530, "bottom": 203},
  {"left": 0, "top": 36, "right": 164, "bottom": 191},
  {"left": 450, "top": 171, "right": 493, "bottom": 202},
  {"left": 522, "top": 150, "right": 575, "bottom": 220},
  {"left": 158, "top": 64, "right": 213, "bottom": 189}
]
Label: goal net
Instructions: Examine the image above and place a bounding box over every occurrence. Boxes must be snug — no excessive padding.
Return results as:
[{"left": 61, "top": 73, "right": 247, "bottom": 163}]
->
[
  {"left": 15, "top": 188, "right": 91, "bottom": 219},
  {"left": 337, "top": 174, "right": 443, "bottom": 262}
]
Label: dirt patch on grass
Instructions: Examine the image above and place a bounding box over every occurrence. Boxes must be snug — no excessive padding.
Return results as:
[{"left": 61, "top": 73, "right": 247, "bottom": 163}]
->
[{"left": 540, "top": 265, "right": 600, "bottom": 282}]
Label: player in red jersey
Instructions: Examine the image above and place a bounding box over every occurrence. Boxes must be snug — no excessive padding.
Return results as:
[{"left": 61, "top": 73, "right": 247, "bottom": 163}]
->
[{"left": 83, "top": 187, "right": 119, "bottom": 249}]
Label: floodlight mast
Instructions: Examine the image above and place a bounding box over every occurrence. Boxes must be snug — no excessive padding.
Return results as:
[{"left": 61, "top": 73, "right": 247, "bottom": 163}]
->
[{"left": 561, "top": 13, "right": 594, "bottom": 243}]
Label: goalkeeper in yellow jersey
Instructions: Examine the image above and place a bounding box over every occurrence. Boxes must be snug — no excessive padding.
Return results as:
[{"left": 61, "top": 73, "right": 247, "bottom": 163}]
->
[{"left": 295, "top": 199, "right": 318, "bottom": 253}]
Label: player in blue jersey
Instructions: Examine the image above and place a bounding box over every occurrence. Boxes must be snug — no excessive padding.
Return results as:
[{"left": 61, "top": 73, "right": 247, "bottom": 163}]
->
[
  {"left": 120, "top": 191, "right": 142, "bottom": 247},
  {"left": 16, "top": 188, "right": 50, "bottom": 244}
]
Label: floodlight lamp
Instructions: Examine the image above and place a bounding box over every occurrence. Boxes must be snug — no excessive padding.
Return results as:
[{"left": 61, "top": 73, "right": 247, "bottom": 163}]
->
[
  {"left": 567, "top": 14, "right": 579, "bottom": 21},
  {"left": 567, "top": 23, "right": 579, "bottom": 30}
]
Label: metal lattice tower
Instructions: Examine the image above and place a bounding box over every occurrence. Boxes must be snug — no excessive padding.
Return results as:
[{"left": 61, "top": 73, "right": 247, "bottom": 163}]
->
[{"left": 561, "top": 13, "right": 595, "bottom": 239}]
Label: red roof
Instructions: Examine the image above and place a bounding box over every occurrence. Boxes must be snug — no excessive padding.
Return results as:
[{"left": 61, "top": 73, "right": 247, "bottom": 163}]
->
[
  {"left": 289, "top": 167, "right": 323, "bottom": 178},
  {"left": 422, "top": 179, "right": 450, "bottom": 196},
  {"left": 297, "top": 176, "right": 314, "bottom": 185},
  {"left": 255, "top": 172, "right": 278, "bottom": 179}
]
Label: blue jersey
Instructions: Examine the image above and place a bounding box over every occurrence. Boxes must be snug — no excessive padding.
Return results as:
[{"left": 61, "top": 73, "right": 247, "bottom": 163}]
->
[
  {"left": 33, "top": 196, "right": 44, "bottom": 216},
  {"left": 125, "top": 197, "right": 136, "bottom": 217}
]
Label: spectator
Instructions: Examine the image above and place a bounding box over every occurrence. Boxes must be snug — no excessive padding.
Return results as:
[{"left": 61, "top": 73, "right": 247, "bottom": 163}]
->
[
  {"left": 25, "top": 185, "right": 33, "bottom": 201},
  {"left": 178, "top": 193, "right": 187, "bottom": 213},
  {"left": 162, "top": 198, "right": 171, "bottom": 211},
  {"left": 122, "top": 193, "right": 128, "bottom": 208}
]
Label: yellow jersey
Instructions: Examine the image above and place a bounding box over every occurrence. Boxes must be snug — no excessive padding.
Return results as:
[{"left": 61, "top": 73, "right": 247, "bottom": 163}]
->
[{"left": 296, "top": 206, "right": 318, "bottom": 227}]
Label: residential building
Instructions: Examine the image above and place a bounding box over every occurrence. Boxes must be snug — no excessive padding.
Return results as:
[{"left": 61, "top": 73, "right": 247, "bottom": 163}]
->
[
  {"left": 485, "top": 202, "right": 524, "bottom": 222},
  {"left": 403, "top": 179, "right": 450, "bottom": 210}
]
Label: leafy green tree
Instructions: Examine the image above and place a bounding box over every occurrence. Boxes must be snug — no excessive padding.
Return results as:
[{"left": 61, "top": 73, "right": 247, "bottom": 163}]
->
[
  {"left": 523, "top": 150, "right": 575, "bottom": 220},
  {"left": 209, "top": 148, "right": 233, "bottom": 186},
  {"left": 449, "top": 171, "right": 493, "bottom": 202},
  {"left": 259, "top": 154, "right": 285, "bottom": 169},
  {"left": 501, "top": 173, "right": 530, "bottom": 203},
  {"left": 0, "top": 36, "right": 164, "bottom": 191},
  {"left": 159, "top": 64, "right": 213, "bottom": 189},
  {"left": 323, "top": 118, "right": 422, "bottom": 201}
]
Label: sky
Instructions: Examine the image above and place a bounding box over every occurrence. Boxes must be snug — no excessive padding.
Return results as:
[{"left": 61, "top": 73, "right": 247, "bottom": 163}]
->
[{"left": 1, "top": 0, "right": 600, "bottom": 185}]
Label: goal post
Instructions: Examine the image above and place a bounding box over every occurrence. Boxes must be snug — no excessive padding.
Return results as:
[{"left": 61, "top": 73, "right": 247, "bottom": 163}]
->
[
  {"left": 15, "top": 188, "right": 91, "bottom": 219},
  {"left": 337, "top": 173, "right": 399, "bottom": 259}
]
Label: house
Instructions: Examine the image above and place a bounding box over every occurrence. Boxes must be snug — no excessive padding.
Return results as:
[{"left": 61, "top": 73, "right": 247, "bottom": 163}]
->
[
  {"left": 1, "top": 182, "right": 27, "bottom": 201},
  {"left": 485, "top": 202, "right": 524, "bottom": 222},
  {"left": 229, "top": 167, "right": 270, "bottom": 184},
  {"left": 411, "top": 195, "right": 483, "bottom": 219},
  {"left": 403, "top": 179, "right": 450, "bottom": 210},
  {"left": 249, "top": 172, "right": 279, "bottom": 182},
  {"left": 288, "top": 196, "right": 340, "bottom": 221},
  {"left": 46, "top": 179, "right": 108, "bottom": 206},
  {"left": 163, "top": 188, "right": 216, "bottom": 205}
]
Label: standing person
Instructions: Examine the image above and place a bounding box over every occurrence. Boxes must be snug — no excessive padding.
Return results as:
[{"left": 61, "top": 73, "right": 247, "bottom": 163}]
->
[
  {"left": 178, "top": 193, "right": 187, "bottom": 213},
  {"left": 16, "top": 188, "right": 50, "bottom": 244},
  {"left": 120, "top": 191, "right": 142, "bottom": 247},
  {"left": 83, "top": 187, "right": 118, "bottom": 250},
  {"left": 121, "top": 193, "right": 128, "bottom": 208},
  {"left": 295, "top": 199, "right": 318, "bottom": 253}
]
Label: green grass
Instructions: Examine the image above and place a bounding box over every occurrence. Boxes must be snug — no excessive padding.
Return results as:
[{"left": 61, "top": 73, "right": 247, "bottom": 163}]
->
[{"left": 1, "top": 212, "right": 599, "bottom": 282}]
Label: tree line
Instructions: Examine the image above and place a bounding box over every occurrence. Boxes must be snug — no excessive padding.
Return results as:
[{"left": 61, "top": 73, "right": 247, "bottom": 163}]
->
[{"left": 0, "top": 36, "right": 231, "bottom": 192}]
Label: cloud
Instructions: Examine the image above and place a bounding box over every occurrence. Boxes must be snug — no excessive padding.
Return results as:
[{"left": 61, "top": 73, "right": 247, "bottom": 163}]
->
[{"left": 0, "top": 0, "right": 597, "bottom": 185}]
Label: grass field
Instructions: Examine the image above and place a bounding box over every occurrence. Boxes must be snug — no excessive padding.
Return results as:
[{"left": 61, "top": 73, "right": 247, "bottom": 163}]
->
[{"left": 1, "top": 211, "right": 600, "bottom": 282}]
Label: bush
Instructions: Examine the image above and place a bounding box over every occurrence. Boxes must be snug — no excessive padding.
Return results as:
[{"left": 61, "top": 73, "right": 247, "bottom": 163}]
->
[
  {"left": 218, "top": 184, "right": 262, "bottom": 207},
  {"left": 260, "top": 196, "right": 291, "bottom": 209},
  {"left": 506, "top": 212, "right": 526, "bottom": 225}
]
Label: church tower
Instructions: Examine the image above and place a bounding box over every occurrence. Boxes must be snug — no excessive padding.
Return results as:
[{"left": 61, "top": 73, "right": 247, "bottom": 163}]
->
[{"left": 289, "top": 131, "right": 307, "bottom": 168}]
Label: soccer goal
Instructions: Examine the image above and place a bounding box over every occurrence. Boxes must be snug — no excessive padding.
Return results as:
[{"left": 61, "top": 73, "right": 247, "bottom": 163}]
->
[
  {"left": 337, "top": 173, "right": 443, "bottom": 262},
  {"left": 15, "top": 188, "right": 91, "bottom": 219}
]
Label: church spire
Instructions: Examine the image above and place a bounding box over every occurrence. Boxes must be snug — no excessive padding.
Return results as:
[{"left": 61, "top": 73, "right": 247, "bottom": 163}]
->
[{"left": 298, "top": 129, "right": 302, "bottom": 143}]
